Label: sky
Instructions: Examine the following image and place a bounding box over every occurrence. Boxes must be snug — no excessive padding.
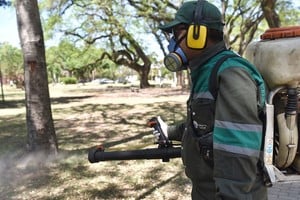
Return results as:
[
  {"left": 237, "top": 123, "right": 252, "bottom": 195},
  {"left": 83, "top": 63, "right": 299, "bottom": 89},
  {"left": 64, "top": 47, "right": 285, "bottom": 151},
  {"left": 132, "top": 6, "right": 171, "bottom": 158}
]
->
[
  {"left": 0, "top": 1, "right": 299, "bottom": 49},
  {"left": 0, "top": 6, "right": 20, "bottom": 47}
]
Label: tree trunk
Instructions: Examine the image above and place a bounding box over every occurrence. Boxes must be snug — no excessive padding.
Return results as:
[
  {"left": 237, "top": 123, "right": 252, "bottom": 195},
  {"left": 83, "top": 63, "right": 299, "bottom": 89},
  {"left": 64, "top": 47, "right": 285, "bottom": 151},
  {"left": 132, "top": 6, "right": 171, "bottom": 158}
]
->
[
  {"left": 138, "top": 66, "right": 150, "bottom": 88},
  {"left": 16, "top": 0, "right": 58, "bottom": 154},
  {"left": 0, "top": 69, "right": 4, "bottom": 102},
  {"left": 140, "top": 74, "right": 150, "bottom": 88},
  {"left": 261, "top": 0, "right": 281, "bottom": 28}
]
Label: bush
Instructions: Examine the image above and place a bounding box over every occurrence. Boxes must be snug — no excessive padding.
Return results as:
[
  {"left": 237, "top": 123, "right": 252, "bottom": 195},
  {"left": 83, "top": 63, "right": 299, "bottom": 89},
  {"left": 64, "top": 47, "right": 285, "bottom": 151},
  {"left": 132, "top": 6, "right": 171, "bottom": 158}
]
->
[{"left": 61, "top": 77, "right": 77, "bottom": 84}]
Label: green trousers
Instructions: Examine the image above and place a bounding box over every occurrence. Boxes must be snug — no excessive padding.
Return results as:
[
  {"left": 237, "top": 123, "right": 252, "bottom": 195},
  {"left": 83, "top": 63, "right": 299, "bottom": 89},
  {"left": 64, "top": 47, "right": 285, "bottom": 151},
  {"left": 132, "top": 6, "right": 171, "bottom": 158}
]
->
[{"left": 181, "top": 132, "right": 268, "bottom": 200}]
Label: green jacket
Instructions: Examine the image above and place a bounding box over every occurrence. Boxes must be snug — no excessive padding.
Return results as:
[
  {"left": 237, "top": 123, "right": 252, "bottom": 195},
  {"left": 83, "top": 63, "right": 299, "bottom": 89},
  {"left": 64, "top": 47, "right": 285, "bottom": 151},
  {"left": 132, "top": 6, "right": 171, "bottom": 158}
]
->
[{"left": 168, "top": 42, "right": 267, "bottom": 199}]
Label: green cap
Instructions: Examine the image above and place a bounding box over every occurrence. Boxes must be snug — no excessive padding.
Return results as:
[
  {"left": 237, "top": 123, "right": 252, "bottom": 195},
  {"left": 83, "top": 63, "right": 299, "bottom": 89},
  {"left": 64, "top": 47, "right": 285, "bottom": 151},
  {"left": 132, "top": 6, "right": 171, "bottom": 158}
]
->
[{"left": 159, "top": 0, "right": 224, "bottom": 33}]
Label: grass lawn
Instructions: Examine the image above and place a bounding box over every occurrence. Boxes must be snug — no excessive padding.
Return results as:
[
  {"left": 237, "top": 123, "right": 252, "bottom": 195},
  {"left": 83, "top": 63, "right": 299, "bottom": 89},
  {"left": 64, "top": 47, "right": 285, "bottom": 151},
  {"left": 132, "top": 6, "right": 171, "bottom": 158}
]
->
[{"left": 0, "top": 83, "right": 192, "bottom": 200}]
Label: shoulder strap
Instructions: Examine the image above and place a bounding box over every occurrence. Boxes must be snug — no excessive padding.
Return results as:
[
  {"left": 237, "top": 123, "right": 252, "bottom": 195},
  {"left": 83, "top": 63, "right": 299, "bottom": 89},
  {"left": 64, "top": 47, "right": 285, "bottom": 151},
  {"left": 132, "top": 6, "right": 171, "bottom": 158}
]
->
[{"left": 209, "top": 54, "right": 239, "bottom": 99}]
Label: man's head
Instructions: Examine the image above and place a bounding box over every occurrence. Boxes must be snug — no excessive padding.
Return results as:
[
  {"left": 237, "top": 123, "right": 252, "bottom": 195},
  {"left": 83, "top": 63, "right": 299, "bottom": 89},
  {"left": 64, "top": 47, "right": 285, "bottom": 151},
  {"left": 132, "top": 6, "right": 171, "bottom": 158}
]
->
[
  {"left": 159, "top": 0, "right": 224, "bottom": 71},
  {"left": 159, "top": 0, "right": 224, "bottom": 34}
]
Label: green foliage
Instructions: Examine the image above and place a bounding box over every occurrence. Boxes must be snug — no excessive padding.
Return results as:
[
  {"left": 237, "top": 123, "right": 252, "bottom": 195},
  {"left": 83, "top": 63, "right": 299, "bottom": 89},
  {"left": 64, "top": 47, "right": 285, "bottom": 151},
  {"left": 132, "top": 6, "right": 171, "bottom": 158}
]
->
[
  {"left": 0, "top": 0, "right": 11, "bottom": 7},
  {"left": 0, "top": 43, "right": 23, "bottom": 79},
  {"left": 61, "top": 77, "right": 77, "bottom": 84},
  {"left": 46, "top": 40, "right": 110, "bottom": 82},
  {"left": 277, "top": 0, "right": 300, "bottom": 26},
  {"left": 39, "top": 0, "right": 300, "bottom": 85}
]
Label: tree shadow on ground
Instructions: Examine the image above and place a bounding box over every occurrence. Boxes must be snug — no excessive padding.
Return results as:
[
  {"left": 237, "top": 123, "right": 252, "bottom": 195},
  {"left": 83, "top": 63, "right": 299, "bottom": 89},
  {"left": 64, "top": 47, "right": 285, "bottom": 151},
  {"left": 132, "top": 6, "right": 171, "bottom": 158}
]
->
[
  {"left": 0, "top": 114, "right": 27, "bottom": 153},
  {"left": 50, "top": 95, "right": 95, "bottom": 105},
  {"left": 136, "top": 171, "right": 184, "bottom": 199},
  {"left": 0, "top": 99, "right": 25, "bottom": 109},
  {"left": 0, "top": 91, "right": 189, "bottom": 199},
  {"left": 49, "top": 100, "right": 188, "bottom": 199},
  {"left": 87, "top": 183, "right": 127, "bottom": 199},
  {"left": 55, "top": 101, "right": 185, "bottom": 151},
  {"left": 0, "top": 95, "right": 95, "bottom": 109}
]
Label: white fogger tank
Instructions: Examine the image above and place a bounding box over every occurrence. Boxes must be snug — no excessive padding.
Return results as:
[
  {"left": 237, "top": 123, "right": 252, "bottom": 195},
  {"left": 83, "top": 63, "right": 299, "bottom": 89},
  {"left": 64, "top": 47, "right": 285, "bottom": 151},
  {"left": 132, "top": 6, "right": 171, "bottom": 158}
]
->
[{"left": 245, "top": 26, "right": 300, "bottom": 182}]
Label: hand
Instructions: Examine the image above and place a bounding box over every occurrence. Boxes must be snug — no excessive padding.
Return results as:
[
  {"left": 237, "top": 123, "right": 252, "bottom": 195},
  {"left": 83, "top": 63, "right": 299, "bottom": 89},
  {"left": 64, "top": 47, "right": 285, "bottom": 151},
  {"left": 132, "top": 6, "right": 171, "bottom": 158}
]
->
[{"left": 152, "top": 116, "right": 169, "bottom": 142}]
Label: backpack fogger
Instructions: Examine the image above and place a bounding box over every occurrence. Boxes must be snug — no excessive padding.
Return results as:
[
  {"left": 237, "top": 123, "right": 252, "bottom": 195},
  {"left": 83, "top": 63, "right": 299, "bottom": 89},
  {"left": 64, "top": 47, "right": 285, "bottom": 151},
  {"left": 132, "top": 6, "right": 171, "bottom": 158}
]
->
[{"left": 245, "top": 26, "right": 300, "bottom": 183}]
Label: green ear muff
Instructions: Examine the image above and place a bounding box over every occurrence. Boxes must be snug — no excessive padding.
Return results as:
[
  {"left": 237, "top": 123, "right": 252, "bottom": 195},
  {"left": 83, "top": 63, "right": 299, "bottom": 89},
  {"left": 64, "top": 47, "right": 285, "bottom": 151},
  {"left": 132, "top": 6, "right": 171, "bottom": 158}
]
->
[{"left": 187, "top": 24, "right": 207, "bottom": 49}]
